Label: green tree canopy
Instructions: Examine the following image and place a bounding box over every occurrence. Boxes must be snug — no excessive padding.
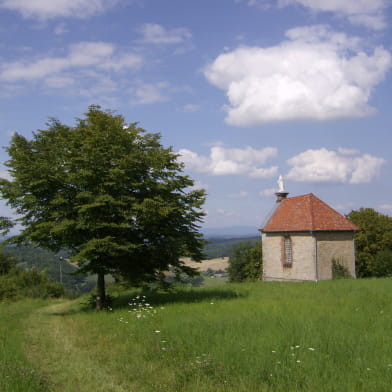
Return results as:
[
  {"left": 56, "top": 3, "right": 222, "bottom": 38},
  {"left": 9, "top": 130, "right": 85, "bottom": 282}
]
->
[
  {"left": 347, "top": 208, "right": 392, "bottom": 277},
  {"left": 228, "top": 241, "right": 262, "bottom": 282},
  {"left": 0, "top": 105, "right": 206, "bottom": 309}
]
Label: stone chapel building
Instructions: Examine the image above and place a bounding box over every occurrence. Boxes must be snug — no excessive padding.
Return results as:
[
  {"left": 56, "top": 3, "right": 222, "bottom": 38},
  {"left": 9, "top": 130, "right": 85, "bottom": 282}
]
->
[{"left": 260, "top": 187, "right": 359, "bottom": 281}]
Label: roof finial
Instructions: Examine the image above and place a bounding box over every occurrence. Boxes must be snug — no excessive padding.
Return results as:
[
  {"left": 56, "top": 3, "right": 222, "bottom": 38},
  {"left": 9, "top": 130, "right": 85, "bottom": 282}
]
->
[
  {"left": 277, "top": 175, "right": 285, "bottom": 192},
  {"left": 275, "top": 175, "right": 289, "bottom": 202}
]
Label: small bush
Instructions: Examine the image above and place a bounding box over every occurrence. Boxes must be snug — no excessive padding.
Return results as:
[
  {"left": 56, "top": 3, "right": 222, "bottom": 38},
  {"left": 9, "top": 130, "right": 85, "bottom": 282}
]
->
[
  {"left": 332, "top": 258, "right": 351, "bottom": 279},
  {"left": 0, "top": 267, "right": 64, "bottom": 301},
  {"left": 228, "top": 241, "right": 262, "bottom": 282}
]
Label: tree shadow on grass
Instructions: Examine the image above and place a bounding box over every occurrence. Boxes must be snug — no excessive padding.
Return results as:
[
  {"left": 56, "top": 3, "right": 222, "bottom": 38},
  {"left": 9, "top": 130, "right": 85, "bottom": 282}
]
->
[
  {"left": 48, "top": 286, "right": 248, "bottom": 315},
  {"left": 110, "top": 287, "right": 248, "bottom": 310}
]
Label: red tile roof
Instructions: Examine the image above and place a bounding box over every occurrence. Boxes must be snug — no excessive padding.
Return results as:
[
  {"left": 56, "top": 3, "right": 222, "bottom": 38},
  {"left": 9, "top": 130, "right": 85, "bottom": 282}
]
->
[{"left": 261, "top": 193, "right": 359, "bottom": 232}]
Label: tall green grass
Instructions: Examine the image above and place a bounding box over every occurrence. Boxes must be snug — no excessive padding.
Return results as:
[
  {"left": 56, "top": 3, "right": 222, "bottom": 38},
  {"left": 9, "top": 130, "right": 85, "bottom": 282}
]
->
[
  {"left": 0, "top": 300, "right": 51, "bottom": 392},
  {"left": 2, "top": 279, "right": 392, "bottom": 391}
]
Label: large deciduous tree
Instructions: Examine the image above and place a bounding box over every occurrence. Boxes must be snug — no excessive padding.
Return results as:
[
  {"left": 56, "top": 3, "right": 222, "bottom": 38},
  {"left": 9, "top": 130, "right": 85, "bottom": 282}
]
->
[
  {"left": 347, "top": 208, "right": 392, "bottom": 278},
  {"left": 0, "top": 106, "right": 206, "bottom": 309}
]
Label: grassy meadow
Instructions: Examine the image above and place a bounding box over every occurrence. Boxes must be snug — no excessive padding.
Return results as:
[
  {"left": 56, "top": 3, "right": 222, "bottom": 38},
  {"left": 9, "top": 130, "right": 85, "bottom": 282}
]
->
[{"left": 1, "top": 279, "right": 392, "bottom": 391}]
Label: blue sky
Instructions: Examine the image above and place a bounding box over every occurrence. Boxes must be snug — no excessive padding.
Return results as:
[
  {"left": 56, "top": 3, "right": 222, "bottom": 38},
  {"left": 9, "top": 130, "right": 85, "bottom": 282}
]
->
[{"left": 0, "top": 0, "right": 391, "bottom": 234}]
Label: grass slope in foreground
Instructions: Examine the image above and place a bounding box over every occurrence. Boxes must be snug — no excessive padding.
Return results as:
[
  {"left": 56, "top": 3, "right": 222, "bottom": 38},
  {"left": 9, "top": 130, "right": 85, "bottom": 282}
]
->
[{"left": 1, "top": 279, "right": 392, "bottom": 392}]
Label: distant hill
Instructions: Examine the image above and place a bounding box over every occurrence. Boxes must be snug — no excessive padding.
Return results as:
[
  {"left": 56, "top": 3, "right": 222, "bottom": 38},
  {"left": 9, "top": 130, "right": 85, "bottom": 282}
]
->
[
  {"left": 203, "top": 236, "right": 259, "bottom": 259},
  {"left": 202, "top": 226, "right": 260, "bottom": 238},
  {"left": 0, "top": 235, "right": 261, "bottom": 290},
  {"left": 2, "top": 245, "right": 95, "bottom": 294}
]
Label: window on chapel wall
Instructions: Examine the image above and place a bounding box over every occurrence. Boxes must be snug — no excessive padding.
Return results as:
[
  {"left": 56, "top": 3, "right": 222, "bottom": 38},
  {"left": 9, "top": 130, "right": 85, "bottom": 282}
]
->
[{"left": 282, "top": 235, "right": 293, "bottom": 268}]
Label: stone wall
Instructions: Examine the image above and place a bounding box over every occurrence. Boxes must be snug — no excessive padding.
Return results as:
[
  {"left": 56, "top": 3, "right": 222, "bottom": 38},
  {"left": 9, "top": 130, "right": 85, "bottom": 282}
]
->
[
  {"left": 262, "top": 231, "right": 356, "bottom": 281},
  {"left": 262, "top": 232, "right": 316, "bottom": 281},
  {"left": 315, "top": 231, "right": 356, "bottom": 279}
]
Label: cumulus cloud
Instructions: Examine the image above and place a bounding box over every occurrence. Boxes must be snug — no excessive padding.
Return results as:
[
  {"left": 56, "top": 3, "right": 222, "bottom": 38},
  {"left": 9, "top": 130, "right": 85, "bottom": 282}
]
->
[
  {"left": 204, "top": 25, "right": 391, "bottom": 126},
  {"left": 178, "top": 146, "right": 278, "bottom": 178},
  {"left": 138, "top": 23, "right": 192, "bottom": 45},
  {"left": 286, "top": 148, "right": 385, "bottom": 184},
  {"left": 0, "top": 0, "right": 118, "bottom": 20},
  {"left": 278, "top": 0, "right": 390, "bottom": 30}
]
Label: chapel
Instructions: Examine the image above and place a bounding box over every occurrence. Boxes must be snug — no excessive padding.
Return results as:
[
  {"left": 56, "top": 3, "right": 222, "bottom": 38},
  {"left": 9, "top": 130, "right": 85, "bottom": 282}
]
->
[{"left": 260, "top": 179, "right": 359, "bottom": 281}]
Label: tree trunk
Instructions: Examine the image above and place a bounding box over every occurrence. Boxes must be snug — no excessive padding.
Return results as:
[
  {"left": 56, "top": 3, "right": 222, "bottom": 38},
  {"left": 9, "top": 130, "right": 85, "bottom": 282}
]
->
[{"left": 96, "top": 272, "right": 106, "bottom": 311}]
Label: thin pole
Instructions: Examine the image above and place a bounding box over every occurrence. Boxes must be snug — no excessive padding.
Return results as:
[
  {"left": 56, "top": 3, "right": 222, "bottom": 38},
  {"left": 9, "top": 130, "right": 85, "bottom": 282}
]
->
[{"left": 59, "top": 256, "right": 63, "bottom": 285}]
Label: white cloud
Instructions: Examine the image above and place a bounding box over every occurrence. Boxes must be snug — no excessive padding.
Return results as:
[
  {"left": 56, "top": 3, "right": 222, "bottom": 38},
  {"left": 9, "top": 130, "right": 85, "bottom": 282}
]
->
[
  {"left": 178, "top": 146, "right": 278, "bottom": 178},
  {"left": 0, "top": 0, "right": 118, "bottom": 20},
  {"left": 78, "top": 75, "right": 118, "bottom": 97},
  {"left": 98, "top": 53, "right": 144, "bottom": 72},
  {"left": 286, "top": 148, "right": 385, "bottom": 184},
  {"left": 0, "top": 42, "right": 142, "bottom": 82},
  {"left": 69, "top": 42, "right": 115, "bottom": 66},
  {"left": 0, "top": 41, "right": 143, "bottom": 92},
  {"left": 131, "top": 82, "right": 170, "bottom": 104},
  {"left": 350, "top": 154, "right": 386, "bottom": 184},
  {"left": 278, "top": 0, "right": 390, "bottom": 30},
  {"left": 204, "top": 25, "right": 391, "bottom": 126},
  {"left": 138, "top": 23, "right": 192, "bottom": 45}
]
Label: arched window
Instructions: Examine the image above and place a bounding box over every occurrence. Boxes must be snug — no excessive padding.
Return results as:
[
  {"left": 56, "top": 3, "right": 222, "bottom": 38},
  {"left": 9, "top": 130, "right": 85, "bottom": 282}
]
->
[{"left": 282, "top": 235, "right": 293, "bottom": 268}]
